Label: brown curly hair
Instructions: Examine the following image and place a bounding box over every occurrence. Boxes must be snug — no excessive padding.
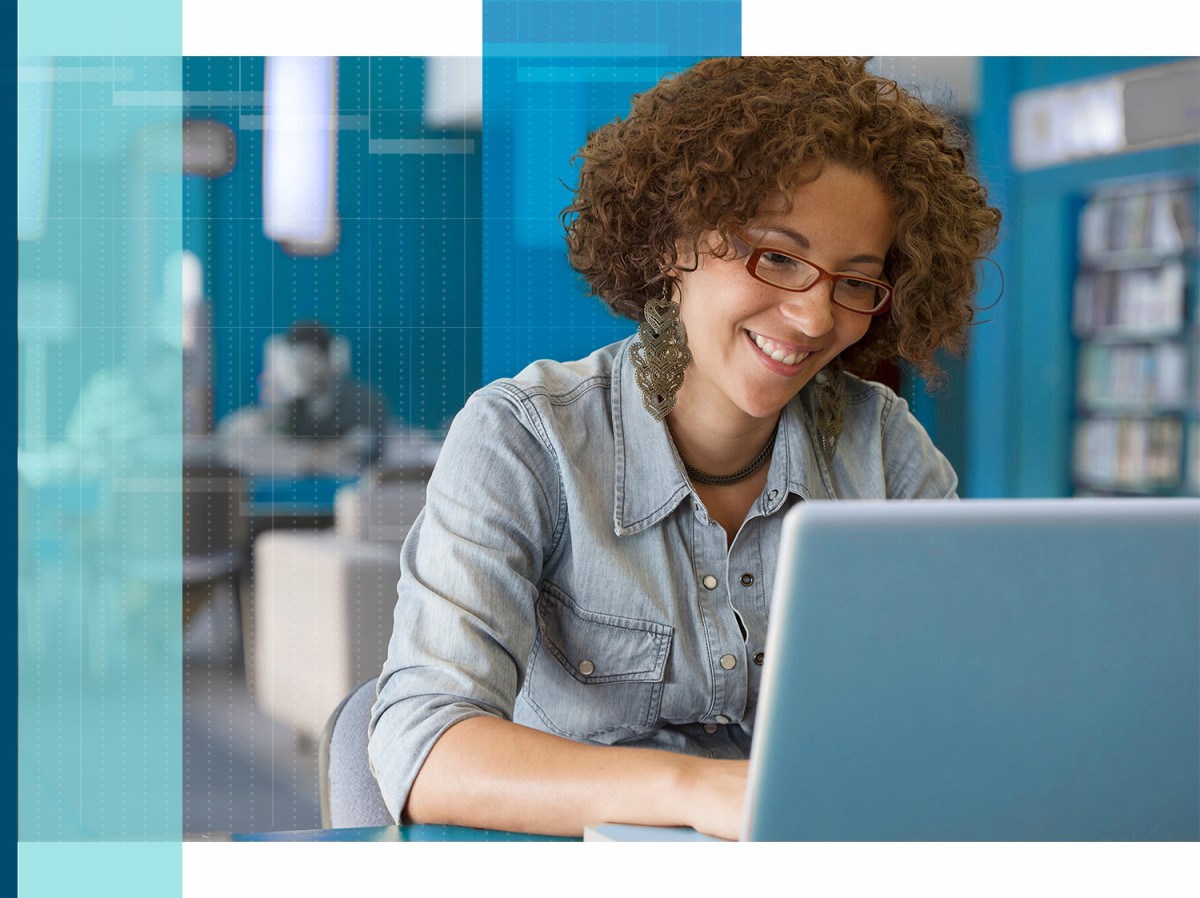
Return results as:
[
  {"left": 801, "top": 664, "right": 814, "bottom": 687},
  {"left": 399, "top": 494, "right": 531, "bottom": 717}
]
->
[{"left": 562, "top": 56, "right": 1002, "bottom": 384}]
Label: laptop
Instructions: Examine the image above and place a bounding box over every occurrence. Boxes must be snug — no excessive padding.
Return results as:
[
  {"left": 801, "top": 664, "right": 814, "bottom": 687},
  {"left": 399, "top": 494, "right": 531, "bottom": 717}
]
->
[{"left": 587, "top": 498, "right": 1200, "bottom": 841}]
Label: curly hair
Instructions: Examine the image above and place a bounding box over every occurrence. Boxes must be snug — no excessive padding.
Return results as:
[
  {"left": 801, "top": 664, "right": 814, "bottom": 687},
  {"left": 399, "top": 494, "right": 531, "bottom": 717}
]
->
[{"left": 562, "top": 56, "right": 1002, "bottom": 385}]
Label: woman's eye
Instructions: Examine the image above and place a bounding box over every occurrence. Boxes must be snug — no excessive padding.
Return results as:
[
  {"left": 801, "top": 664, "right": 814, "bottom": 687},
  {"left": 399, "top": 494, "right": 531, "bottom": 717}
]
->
[
  {"left": 839, "top": 277, "right": 876, "bottom": 295},
  {"left": 760, "top": 252, "right": 799, "bottom": 268}
]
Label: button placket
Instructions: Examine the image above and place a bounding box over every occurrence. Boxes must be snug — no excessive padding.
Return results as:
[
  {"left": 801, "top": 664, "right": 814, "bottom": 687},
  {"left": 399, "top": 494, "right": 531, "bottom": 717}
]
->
[
  {"left": 725, "top": 517, "right": 771, "bottom": 732},
  {"left": 691, "top": 512, "right": 734, "bottom": 720}
]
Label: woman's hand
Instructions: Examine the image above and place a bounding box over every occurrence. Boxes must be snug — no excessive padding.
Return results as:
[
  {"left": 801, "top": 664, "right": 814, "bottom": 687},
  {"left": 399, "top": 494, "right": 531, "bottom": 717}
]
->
[
  {"left": 405, "top": 716, "right": 751, "bottom": 839},
  {"left": 674, "top": 756, "right": 750, "bottom": 841}
]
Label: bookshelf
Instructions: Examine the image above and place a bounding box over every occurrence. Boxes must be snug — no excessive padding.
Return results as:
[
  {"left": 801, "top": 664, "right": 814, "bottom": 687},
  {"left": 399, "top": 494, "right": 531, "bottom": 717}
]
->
[{"left": 1071, "top": 178, "right": 1199, "bottom": 496}]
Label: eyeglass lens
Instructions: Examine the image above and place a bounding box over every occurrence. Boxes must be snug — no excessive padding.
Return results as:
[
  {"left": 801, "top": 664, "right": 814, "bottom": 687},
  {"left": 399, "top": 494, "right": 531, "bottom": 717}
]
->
[{"left": 751, "top": 251, "right": 888, "bottom": 313}]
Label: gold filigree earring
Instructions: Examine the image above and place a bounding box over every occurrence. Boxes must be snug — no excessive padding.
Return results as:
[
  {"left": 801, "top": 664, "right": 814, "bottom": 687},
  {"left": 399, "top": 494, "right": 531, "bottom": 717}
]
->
[
  {"left": 630, "top": 282, "right": 691, "bottom": 421},
  {"left": 814, "top": 363, "right": 846, "bottom": 455}
]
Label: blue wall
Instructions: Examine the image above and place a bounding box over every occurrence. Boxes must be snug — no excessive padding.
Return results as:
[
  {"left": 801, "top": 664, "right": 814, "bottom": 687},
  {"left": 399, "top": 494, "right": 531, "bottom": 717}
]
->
[
  {"left": 182, "top": 57, "right": 483, "bottom": 432},
  {"left": 480, "top": 0, "right": 740, "bottom": 381},
  {"left": 480, "top": 55, "right": 707, "bottom": 382}
]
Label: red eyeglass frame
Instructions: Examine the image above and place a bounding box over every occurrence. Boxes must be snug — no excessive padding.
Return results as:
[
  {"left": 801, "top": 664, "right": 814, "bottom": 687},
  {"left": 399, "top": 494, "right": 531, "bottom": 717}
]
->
[{"left": 732, "top": 231, "right": 894, "bottom": 316}]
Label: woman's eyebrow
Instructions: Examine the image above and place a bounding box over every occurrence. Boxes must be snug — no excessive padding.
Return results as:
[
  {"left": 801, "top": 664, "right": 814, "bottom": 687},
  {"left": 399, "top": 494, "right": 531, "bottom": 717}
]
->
[
  {"left": 755, "top": 226, "right": 887, "bottom": 267},
  {"left": 755, "top": 225, "right": 810, "bottom": 249}
]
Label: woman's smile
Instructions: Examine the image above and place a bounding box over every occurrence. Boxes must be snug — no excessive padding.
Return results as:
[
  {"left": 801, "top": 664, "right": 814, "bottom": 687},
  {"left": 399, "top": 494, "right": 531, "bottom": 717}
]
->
[
  {"left": 671, "top": 163, "right": 897, "bottom": 425},
  {"left": 745, "top": 329, "right": 813, "bottom": 370}
]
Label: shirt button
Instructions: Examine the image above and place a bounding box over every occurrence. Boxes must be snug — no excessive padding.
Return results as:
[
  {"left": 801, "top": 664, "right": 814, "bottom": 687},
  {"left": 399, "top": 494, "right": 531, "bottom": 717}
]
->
[
  {"left": 767, "top": 489, "right": 779, "bottom": 501},
  {"left": 578, "top": 660, "right": 595, "bottom": 676},
  {"left": 702, "top": 575, "right": 718, "bottom": 590},
  {"left": 715, "top": 714, "right": 731, "bottom": 725},
  {"left": 740, "top": 573, "right": 754, "bottom": 587},
  {"left": 753, "top": 652, "right": 764, "bottom": 666},
  {"left": 703, "top": 723, "right": 718, "bottom": 735},
  {"left": 719, "top": 653, "right": 737, "bottom": 670}
]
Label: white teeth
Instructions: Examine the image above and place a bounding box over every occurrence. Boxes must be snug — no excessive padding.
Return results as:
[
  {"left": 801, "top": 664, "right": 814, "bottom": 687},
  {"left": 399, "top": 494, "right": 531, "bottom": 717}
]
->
[{"left": 751, "top": 331, "right": 806, "bottom": 368}]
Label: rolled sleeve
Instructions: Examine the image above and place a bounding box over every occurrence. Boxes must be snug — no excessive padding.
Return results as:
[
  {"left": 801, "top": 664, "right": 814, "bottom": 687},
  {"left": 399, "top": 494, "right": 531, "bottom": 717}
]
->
[{"left": 367, "top": 388, "right": 562, "bottom": 821}]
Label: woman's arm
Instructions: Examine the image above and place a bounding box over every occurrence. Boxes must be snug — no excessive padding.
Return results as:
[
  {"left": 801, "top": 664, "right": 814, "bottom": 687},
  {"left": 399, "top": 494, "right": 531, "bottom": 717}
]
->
[
  {"left": 372, "top": 386, "right": 748, "bottom": 840},
  {"left": 369, "top": 385, "right": 748, "bottom": 839},
  {"left": 407, "top": 716, "right": 748, "bottom": 840}
]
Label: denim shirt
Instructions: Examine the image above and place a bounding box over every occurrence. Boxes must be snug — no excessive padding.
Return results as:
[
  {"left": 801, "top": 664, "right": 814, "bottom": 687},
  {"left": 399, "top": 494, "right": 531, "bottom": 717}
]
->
[{"left": 368, "top": 337, "right": 956, "bottom": 821}]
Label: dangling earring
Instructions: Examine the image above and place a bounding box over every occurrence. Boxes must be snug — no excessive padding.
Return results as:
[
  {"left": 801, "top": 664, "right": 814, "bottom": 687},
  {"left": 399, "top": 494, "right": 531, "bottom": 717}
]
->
[
  {"left": 630, "top": 281, "right": 691, "bottom": 421},
  {"left": 814, "top": 363, "right": 845, "bottom": 455}
]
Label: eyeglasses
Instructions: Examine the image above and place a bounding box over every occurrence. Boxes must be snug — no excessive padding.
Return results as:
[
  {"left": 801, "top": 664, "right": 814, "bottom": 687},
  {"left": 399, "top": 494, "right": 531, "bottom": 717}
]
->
[{"left": 731, "top": 232, "right": 893, "bottom": 316}]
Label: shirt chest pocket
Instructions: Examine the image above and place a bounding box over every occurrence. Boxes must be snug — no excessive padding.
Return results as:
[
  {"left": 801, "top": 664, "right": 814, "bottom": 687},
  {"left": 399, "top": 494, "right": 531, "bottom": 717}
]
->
[{"left": 524, "top": 582, "right": 674, "bottom": 742}]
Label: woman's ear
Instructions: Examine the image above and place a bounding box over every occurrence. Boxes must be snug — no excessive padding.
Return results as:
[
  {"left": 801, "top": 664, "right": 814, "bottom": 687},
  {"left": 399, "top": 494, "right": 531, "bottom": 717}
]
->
[{"left": 671, "top": 235, "right": 702, "bottom": 273}]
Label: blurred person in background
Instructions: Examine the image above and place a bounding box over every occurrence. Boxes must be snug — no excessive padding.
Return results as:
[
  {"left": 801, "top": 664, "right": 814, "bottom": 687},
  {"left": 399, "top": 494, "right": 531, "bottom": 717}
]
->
[
  {"left": 218, "top": 320, "right": 390, "bottom": 475},
  {"left": 65, "top": 254, "right": 193, "bottom": 472}
]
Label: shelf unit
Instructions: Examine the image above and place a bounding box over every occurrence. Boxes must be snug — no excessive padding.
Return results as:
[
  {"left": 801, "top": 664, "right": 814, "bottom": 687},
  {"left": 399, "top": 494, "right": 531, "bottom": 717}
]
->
[{"left": 1070, "top": 178, "right": 1199, "bottom": 496}]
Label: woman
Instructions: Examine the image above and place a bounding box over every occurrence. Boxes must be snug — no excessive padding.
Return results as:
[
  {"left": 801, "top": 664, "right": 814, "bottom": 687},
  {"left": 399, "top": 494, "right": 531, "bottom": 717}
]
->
[{"left": 368, "top": 57, "right": 1001, "bottom": 840}]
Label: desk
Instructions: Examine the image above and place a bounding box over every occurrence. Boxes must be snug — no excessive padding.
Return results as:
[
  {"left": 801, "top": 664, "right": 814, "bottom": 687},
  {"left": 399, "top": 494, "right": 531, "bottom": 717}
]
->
[
  {"left": 238, "top": 474, "right": 359, "bottom": 685},
  {"left": 248, "top": 474, "right": 357, "bottom": 516},
  {"left": 187, "top": 825, "right": 577, "bottom": 842}
]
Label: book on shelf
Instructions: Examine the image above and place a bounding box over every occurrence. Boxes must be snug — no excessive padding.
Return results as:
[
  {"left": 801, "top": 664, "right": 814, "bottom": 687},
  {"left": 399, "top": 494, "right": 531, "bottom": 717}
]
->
[
  {"left": 1079, "top": 182, "right": 1195, "bottom": 261},
  {"left": 1076, "top": 340, "right": 1191, "bottom": 410},
  {"left": 1072, "top": 263, "right": 1187, "bottom": 338},
  {"left": 1073, "top": 416, "right": 1183, "bottom": 490},
  {"left": 1073, "top": 178, "right": 1197, "bottom": 498},
  {"left": 1189, "top": 422, "right": 1200, "bottom": 494}
]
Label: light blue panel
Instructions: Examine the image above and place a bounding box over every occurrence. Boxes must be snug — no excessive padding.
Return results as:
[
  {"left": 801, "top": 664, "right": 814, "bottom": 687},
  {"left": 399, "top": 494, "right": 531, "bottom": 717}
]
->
[
  {"left": 19, "top": 843, "right": 182, "bottom": 898},
  {"left": 16, "top": 60, "right": 53, "bottom": 241},
  {"left": 18, "top": 52, "right": 183, "bottom": 842},
  {"left": 18, "top": 0, "right": 180, "bottom": 55},
  {"left": 18, "top": 3, "right": 183, "bottom": 894}
]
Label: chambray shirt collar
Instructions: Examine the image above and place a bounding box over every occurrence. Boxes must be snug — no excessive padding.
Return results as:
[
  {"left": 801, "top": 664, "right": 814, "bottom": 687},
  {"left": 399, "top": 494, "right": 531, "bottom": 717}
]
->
[
  {"left": 611, "top": 338, "right": 834, "bottom": 537},
  {"left": 612, "top": 340, "right": 694, "bottom": 536},
  {"left": 768, "top": 389, "right": 837, "bottom": 507}
]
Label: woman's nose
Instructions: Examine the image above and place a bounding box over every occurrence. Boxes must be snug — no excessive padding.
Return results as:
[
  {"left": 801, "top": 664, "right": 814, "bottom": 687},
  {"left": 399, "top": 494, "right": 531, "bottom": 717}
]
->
[{"left": 778, "top": 283, "right": 836, "bottom": 337}]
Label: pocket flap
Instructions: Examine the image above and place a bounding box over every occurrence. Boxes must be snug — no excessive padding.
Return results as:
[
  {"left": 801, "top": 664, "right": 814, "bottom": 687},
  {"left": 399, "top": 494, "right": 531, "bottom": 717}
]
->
[{"left": 537, "top": 583, "right": 674, "bottom": 685}]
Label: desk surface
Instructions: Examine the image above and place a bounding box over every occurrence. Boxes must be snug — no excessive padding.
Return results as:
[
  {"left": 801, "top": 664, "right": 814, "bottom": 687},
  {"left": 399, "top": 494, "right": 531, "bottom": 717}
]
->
[
  {"left": 248, "top": 474, "right": 359, "bottom": 515},
  {"left": 187, "top": 825, "right": 577, "bottom": 842}
]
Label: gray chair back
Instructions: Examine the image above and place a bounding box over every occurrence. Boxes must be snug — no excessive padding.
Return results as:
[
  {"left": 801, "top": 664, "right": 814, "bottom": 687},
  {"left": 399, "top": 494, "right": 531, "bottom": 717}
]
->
[{"left": 318, "top": 677, "right": 394, "bottom": 828}]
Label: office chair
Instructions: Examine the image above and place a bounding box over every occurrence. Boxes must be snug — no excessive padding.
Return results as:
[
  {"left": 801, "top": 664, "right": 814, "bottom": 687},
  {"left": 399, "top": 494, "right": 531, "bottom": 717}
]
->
[
  {"left": 318, "top": 677, "right": 394, "bottom": 828},
  {"left": 182, "top": 459, "right": 247, "bottom": 661}
]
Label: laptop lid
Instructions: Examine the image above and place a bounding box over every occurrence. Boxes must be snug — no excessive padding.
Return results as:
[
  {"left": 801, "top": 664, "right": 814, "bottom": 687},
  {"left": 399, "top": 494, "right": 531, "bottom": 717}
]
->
[{"left": 743, "top": 498, "right": 1200, "bottom": 841}]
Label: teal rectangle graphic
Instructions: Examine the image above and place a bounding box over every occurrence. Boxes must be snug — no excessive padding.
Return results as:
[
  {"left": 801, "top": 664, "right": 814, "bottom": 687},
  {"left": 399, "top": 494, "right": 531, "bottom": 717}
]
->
[
  {"left": 18, "top": 1, "right": 181, "bottom": 55},
  {"left": 18, "top": 4, "right": 184, "bottom": 893},
  {"left": 19, "top": 844, "right": 182, "bottom": 898},
  {"left": 483, "top": 1, "right": 740, "bottom": 57},
  {"left": 18, "top": 52, "right": 184, "bottom": 843}
]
